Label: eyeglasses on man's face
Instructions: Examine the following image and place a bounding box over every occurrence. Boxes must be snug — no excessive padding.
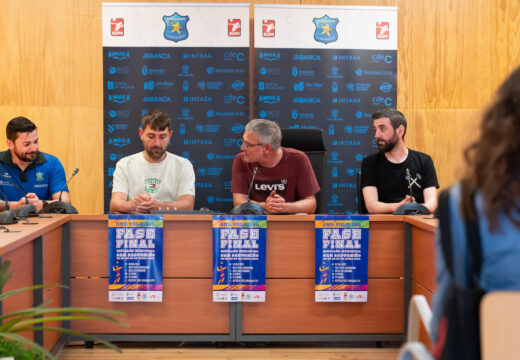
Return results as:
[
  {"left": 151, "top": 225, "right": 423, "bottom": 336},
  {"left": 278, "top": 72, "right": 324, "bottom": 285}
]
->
[{"left": 243, "top": 142, "right": 263, "bottom": 150}]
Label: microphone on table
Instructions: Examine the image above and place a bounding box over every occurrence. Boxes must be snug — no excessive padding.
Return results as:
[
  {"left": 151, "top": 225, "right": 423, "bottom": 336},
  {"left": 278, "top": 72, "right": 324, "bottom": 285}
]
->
[
  {"left": 393, "top": 168, "right": 430, "bottom": 215},
  {"left": 0, "top": 187, "right": 17, "bottom": 225},
  {"left": 230, "top": 166, "right": 267, "bottom": 215},
  {"left": 0, "top": 173, "right": 38, "bottom": 218},
  {"left": 42, "top": 168, "right": 79, "bottom": 214}
]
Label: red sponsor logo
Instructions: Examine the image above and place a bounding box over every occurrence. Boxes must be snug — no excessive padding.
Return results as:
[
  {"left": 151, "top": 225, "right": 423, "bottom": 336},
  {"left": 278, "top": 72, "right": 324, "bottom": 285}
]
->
[
  {"left": 376, "top": 21, "right": 389, "bottom": 39},
  {"left": 262, "top": 20, "right": 275, "bottom": 38},
  {"left": 228, "top": 19, "right": 241, "bottom": 37},
  {"left": 111, "top": 18, "right": 124, "bottom": 36}
]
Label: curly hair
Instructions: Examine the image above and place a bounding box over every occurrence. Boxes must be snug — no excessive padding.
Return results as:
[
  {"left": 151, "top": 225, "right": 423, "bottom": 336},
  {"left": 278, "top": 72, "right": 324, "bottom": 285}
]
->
[{"left": 461, "top": 66, "right": 520, "bottom": 231}]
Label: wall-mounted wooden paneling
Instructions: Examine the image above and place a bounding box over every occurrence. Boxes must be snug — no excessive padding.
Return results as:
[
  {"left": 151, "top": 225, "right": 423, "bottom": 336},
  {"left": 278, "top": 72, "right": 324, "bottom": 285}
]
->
[{"left": 0, "top": 0, "right": 518, "bottom": 213}]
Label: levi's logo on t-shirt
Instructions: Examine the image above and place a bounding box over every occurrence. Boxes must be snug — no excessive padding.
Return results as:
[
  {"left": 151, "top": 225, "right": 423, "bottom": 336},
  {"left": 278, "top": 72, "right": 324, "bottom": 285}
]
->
[{"left": 253, "top": 179, "right": 288, "bottom": 195}]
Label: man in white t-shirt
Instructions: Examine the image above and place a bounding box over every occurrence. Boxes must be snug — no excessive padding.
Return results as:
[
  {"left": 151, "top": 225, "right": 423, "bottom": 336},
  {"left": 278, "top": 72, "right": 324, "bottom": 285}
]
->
[{"left": 109, "top": 109, "right": 195, "bottom": 213}]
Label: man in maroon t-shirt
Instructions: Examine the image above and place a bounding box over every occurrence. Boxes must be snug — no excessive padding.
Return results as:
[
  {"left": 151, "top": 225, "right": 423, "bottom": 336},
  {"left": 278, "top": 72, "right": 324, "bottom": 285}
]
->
[{"left": 231, "top": 119, "right": 320, "bottom": 214}]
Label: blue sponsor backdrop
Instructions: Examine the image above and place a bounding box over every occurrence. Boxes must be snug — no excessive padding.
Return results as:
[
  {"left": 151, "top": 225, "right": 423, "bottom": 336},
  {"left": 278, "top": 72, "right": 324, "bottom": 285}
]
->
[
  {"left": 104, "top": 47, "right": 249, "bottom": 212},
  {"left": 255, "top": 49, "right": 397, "bottom": 214}
]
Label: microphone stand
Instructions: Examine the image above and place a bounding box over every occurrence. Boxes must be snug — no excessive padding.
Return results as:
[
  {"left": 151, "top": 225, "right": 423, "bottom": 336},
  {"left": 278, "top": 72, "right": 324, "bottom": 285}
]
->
[
  {"left": 0, "top": 188, "right": 17, "bottom": 225},
  {"left": 393, "top": 168, "right": 430, "bottom": 215},
  {"left": 230, "top": 166, "right": 267, "bottom": 215},
  {"left": 42, "top": 168, "right": 79, "bottom": 214}
]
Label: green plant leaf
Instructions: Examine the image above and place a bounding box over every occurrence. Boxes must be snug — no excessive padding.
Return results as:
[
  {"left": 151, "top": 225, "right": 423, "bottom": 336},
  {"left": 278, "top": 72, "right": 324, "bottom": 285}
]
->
[
  {"left": 0, "top": 332, "right": 55, "bottom": 360},
  {"left": 0, "top": 283, "right": 65, "bottom": 302}
]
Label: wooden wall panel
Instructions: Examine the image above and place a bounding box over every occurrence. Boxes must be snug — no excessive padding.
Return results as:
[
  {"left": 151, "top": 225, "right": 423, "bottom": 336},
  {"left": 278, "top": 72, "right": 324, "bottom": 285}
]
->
[
  {"left": 0, "top": 0, "right": 519, "bottom": 213},
  {"left": 70, "top": 278, "right": 230, "bottom": 333},
  {"left": 242, "top": 278, "right": 404, "bottom": 333}
]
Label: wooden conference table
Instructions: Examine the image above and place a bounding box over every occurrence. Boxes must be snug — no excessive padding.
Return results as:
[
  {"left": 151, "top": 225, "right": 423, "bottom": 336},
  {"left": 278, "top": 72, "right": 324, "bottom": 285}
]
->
[{"left": 0, "top": 213, "right": 437, "bottom": 350}]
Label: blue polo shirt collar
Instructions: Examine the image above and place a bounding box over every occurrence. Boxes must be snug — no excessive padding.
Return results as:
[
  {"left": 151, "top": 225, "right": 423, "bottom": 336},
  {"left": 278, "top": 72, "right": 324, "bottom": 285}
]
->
[{"left": 0, "top": 150, "right": 47, "bottom": 181}]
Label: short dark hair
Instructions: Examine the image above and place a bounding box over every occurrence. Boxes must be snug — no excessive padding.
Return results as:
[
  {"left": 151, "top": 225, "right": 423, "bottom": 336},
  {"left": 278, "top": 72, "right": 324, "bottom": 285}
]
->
[
  {"left": 372, "top": 108, "right": 407, "bottom": 140},
  {"left": 141, "top": 109, "right": 171, "bottom": 131},
  {"left": 6, "top": 116, "right": 37, "bottom": 141}
]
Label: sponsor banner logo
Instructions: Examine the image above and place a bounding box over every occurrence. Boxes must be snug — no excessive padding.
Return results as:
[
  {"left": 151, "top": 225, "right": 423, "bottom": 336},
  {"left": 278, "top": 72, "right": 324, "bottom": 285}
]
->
[
  {"left": 346, "top": 83, "right": 371, "bottom": 92},
  {"left": 108, "top": 109, "right": 130, "bottom": 118},
  {"left": 291, "top": 110, "right": 315, "bottom": 120},
  {"left": 258, "top": 95, "right": 280, "bottom": 104},
  {"left": 259, "top": 67, "right": 280, "bottom": 76},
  {"left": 259, "top": 81, "right": 285, "bottom": 91},
  {"left": 107, "top": 51, "right": 129, "bottom": 60},
  {"left": 371, "top": 96, "right": 393, "bottom": 106},
  {"left": 144, "top": 80, "right": 174, "bottom": 90},
  {"left": 291, "top": 67, "right": 315, "bottom": 77},
  {"left": 107, "top": 81, "right": 134, "bottom": 90},
  {"left": 141, "top": 65, "right": 165, "bottom": 76},
  {"left": 288, "top": 124, "right": 318, "bottom": 129},
  {"left": 257, "top": 110, "right": 279, "bottom": 119},
  {"left": 143, "top": 52, "right": 172, "bottom": 59},
  {"left": 379, "top": 82, "right": 392, "bottom": 93},
  {"left": 163, "top": 13, "right": 189, "bottom": 42},
  {"left": 224, "top": 95, "right": 245, "bottom": 105},
  {"left": 108, "top": 94, "right": 130, "bottom": 104},
  {"left": 111, "top": 18, "right": 124, "bottom": 36},
  {"left": 293, "top": 54, "right": 321, "bottom": 61},
  {"left": 106, "top": 123, "right": 128, "bottom": 133},
  {"left": 108, "top": 66, "right": 129, "bottom": 75},
  {"left": 332, "top": 55, "right": 360, "bottom": 61},
  {"left": 293, "top": 81, "right": 323, "bottom": 91},
  {"left": 206, "top": 66, "right": 245, "bottom": 74},
  {"left": 259, "top": 52, "right": 280, "bottom": 62},
  {"left": 228, "top": 19, "right": 241, "bottom": 37},
  {"left": 376, "top": 21, "right": 390, "bottom": 39},
  {"left": 313, "top": 15, "right": 339, "bottom": 44},
  {"left": 262, "top": 20, "right": 275, "bottom": 37},
  {"left": 196, "top": 124, "right": 222, "bottom": 133},
  {"left": 372, "top": 54, "right": 393, "bottom": 64},
  {"left": 224, "top": 51, "right": 245, "bottom": 62}
]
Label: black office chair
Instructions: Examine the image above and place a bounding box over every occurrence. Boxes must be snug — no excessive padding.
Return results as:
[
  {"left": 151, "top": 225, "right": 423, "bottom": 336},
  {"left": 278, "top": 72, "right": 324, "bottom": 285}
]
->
[
  {"left": 281, "top": 128, "right": 326, "bottom": 213},
  {"left": 357, "top": 171, "right": 368, "bottom": 214}
]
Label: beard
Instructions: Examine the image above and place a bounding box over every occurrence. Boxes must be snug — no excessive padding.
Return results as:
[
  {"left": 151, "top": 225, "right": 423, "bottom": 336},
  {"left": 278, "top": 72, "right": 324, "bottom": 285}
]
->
[
  {"left": 376, "top": 131, "right": 399, "bottom": 153},
  {"left": 144, "top": 145, "right": 166, "bottom": 160},
  {"left": 13, "top": 148, "right": 38, "bottom": 162}
]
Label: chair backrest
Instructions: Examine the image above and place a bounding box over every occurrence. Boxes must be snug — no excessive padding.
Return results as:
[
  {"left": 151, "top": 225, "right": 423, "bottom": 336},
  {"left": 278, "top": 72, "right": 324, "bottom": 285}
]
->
[
  {"left": 281, "top": 128, "right": 326, "bottom": 213},
  {"left": 400, "top": 292, "right": 520, "bottom": 360},
  {"left": 480, "top": 291, "right": 520, "bottom": 360},
  {"left": 356, "top": 171, "right": 368, "bottom": 214}
]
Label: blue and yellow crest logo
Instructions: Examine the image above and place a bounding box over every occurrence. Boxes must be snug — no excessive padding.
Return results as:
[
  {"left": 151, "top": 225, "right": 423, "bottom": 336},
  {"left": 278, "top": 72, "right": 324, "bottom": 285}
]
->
[
  {"left": 313, "top": 15, "right": 339, "bottom": 44},
  {"left": 163, "top": 12, "right": 189, "bottom": 42},
  {"left": 36, "top": 172, "right": 44, "bottom": 182}
]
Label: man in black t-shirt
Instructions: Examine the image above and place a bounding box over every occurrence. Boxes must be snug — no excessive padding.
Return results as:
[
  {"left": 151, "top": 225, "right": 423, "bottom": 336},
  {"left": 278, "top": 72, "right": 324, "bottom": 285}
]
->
[{"left": 360, "top": 109, "right": 439, "bottom": 214}]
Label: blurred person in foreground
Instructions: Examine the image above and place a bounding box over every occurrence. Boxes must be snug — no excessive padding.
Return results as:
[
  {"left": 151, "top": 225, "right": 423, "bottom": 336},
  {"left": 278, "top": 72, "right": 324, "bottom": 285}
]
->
[{"left": 431, "top": 66, "right": 520, "bottom": 346}]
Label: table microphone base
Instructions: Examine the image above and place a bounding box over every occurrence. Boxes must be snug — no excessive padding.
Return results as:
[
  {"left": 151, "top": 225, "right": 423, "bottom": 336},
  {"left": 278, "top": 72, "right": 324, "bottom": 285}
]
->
[
  {"left": 0, "top": 210, "right": 17, "bottom": 224},
  {"left": 42, "top": 201, "right": 78, "bottom": 214},
  {"left": 230, "top": 202, "right": 267, "bottom": 215},
  {"left": 393, "top": 202, "right": 430, "bottom": 215},
  {"left": 15, "top": 204, "right": 39, "bottom": 218}
]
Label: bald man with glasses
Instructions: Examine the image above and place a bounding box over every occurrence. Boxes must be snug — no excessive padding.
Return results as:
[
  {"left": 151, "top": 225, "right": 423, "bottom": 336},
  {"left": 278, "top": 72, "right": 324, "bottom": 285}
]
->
[{"left": 231, "top": 119, "right": 320, "bottom": 214}]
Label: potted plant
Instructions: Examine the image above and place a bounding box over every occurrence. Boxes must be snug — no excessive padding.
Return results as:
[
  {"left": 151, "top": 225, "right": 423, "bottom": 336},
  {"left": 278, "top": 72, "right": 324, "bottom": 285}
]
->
[{"left": 0, "top": 260, "right": 127, "bottom": 359}]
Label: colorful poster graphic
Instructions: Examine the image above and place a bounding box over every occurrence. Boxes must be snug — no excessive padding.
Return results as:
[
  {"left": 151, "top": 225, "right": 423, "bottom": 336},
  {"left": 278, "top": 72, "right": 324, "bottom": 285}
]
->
[
  {"left": 108, "top": 214, "right": 163, "bottom": 302},
  {"left": 212, "top": 215, "right": 267, "bottom": 302},
  {"left": 102, "top": 4, "right": 250, "bottom": 212},
  {"left": 315, "top": 215, "right": 369, "bottom": 302},
  {"left": 254, "top": 5, "right": 397, "bottom": 213}
]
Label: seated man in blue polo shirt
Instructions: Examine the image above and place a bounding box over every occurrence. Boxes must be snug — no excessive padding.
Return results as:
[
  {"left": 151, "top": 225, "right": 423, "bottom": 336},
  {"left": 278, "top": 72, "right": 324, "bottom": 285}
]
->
[{"left": 0, "top": 116, "right": 69, "bottom": 211}]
